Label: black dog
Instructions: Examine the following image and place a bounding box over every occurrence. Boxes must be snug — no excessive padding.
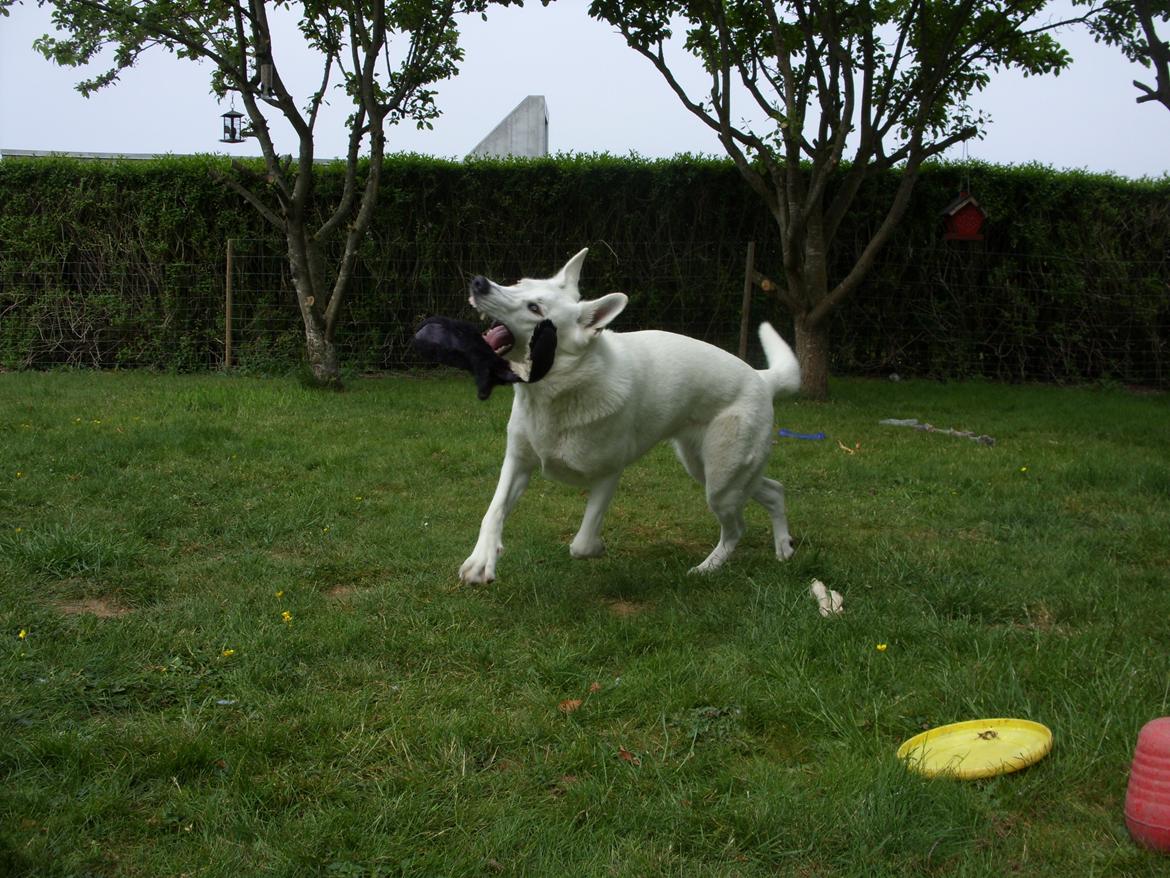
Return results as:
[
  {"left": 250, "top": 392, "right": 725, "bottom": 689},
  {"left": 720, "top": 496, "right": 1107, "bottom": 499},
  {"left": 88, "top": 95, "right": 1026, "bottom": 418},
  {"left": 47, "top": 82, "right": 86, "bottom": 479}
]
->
[{"left": 412, "top": 316, "right": 557, "bottom": 400}]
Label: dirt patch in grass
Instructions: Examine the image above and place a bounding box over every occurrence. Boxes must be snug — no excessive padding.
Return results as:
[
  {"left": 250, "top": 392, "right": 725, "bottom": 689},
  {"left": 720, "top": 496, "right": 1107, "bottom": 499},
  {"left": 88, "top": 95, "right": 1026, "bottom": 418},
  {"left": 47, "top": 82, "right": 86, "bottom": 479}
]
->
[
  {"left": 1017, "top": 602, "right": 1058, "bottom": 632},
  {"left": 548, "top": 774, "right": 579, "bottom": 798},
  {"left": 603, "top": 597, "right": 654, "bottom": 617},
  {"left": 56, "top": 596, "right": 132, "bottom": 618},
  {"left": 957, "top": 527, "right": 995, "bottom": 543},
  {"left": 1003, "top": 602, "right": 1066, "bottom": 635},
  {"left": 326, "top": 584, "right": 356, "bottom": 601}
]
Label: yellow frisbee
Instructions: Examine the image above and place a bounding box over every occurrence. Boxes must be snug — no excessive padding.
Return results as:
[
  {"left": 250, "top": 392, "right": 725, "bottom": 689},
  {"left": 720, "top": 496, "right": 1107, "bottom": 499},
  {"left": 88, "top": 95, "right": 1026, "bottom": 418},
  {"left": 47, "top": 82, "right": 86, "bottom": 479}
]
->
[{"left": 897, "top": 718, "right": 1053, "bottom": 779}]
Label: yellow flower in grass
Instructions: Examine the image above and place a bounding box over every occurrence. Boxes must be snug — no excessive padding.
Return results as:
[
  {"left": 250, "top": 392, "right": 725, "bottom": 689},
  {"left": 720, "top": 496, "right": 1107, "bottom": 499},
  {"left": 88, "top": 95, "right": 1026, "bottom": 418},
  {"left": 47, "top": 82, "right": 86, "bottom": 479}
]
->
[
  {"left": 876, "top": 643, "right": 888, "bottom": 652},
  {"left": 15, "top": 472, "right": 23, "bottom": 479},
  {"left": 18, "top": 629, "right": 27, "bottom": 640},
  {"left": 275, "top": 590, "right": 284, "bottom": 599},
  {"left": 281, "top": 611, "right": 293, "bottom": 624},
  {"left": 221, "top": 648, "right": 236, "bottom": 658}
]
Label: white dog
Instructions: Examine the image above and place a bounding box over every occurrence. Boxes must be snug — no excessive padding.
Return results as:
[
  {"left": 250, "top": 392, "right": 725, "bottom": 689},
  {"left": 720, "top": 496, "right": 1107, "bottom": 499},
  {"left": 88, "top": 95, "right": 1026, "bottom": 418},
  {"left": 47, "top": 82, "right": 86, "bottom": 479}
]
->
[{"left": 459, "top": 248, "right": 801, "bottom": 583}]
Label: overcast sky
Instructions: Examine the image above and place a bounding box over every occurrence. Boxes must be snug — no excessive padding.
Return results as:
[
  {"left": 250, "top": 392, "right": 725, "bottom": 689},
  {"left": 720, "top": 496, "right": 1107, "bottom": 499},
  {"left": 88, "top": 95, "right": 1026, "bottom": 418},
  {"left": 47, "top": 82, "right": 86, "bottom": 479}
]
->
[{"left": 1, "top": 1, "right": 1167, "bottom": 179}]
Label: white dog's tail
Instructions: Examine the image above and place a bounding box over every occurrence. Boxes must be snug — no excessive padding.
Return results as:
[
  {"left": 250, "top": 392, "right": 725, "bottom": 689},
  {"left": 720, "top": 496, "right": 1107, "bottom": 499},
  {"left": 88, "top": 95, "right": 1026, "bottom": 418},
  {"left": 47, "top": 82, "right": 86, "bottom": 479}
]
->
[{"left": 757, "top": 322, "right": 801, "bottom": 396}]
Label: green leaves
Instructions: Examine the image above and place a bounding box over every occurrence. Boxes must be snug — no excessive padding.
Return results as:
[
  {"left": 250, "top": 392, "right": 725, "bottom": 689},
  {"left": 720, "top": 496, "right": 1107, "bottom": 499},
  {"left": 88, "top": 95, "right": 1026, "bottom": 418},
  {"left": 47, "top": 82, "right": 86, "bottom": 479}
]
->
[
  {"left": 588, "top": 1, "right": 1089, "bottom": 391},
  {"left": 586, "top": 2, "right": 1082, "bottom": 186}
]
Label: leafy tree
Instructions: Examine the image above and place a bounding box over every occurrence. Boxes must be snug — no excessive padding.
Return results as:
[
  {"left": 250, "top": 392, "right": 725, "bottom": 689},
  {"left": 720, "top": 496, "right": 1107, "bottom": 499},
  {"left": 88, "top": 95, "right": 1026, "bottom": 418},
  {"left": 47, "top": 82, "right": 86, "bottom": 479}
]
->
[
  {"left": 1081, "top": 1, "right": 1170, "bottom": 111},
  {"left": 15, "top": 0, "right": 512, "bottom": 386},
  {"left": 589, "top": 0, "right": 1083, "bottom": 398}
]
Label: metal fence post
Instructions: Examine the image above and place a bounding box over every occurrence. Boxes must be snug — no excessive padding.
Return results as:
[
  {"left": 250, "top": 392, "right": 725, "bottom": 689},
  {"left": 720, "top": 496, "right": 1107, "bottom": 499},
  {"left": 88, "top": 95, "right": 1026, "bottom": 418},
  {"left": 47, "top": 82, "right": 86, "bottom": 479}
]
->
[
  {"left": 739, "top": 241, "right": 756, "bottom": 362},
  {"left": 224, "top": 238, "right": 234, "bottom": 370}
]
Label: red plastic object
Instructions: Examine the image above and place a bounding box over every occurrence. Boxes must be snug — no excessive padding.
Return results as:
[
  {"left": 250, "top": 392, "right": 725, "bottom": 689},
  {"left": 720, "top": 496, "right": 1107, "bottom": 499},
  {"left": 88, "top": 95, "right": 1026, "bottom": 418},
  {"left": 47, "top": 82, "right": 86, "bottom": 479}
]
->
[{"left": 1126, "top": 717, "right": 1170, "bottom": 852}]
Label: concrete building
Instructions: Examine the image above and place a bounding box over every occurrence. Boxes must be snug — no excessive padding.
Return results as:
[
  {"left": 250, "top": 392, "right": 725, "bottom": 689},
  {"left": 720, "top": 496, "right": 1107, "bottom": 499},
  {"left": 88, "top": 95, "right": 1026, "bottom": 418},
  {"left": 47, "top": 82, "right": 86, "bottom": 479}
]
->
[{"left": 467, "top": 96, "right": 548, "bottom": 159}]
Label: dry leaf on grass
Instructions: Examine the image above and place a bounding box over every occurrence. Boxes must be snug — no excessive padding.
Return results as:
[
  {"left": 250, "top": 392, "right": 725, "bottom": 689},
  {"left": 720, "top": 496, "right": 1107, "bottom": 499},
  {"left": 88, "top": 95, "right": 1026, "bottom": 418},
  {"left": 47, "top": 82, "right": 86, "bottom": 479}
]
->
[
  {"left": 558, "top": 698, "right": 583, "bottom": 714},
  {"left": 618, "top": 747, "right": 641, "bottom": 765}
]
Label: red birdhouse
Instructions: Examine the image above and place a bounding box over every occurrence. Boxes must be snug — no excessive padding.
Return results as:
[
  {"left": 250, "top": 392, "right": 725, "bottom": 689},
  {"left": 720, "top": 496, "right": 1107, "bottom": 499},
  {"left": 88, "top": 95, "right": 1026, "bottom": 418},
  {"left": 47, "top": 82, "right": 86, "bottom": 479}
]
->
[{"left": 941, "top": 191, "right": 987, "bottom": 241}]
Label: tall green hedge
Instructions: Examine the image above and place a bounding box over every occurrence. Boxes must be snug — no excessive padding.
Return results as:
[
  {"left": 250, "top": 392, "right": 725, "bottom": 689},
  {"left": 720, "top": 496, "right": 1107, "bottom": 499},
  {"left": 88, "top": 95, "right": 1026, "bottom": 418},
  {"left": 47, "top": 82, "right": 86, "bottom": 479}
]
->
[{"left": 1, "top": 154, "right": 1167, "bottom": 384}]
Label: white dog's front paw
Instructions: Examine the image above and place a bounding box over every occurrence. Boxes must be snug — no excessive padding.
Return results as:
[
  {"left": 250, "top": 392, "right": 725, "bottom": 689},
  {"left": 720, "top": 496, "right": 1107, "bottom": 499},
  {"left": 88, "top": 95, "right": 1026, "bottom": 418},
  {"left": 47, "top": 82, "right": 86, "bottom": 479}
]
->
[
  {"left": 459, "top": 544, "right": 501, "bottom": 583},
  {"left": 569, "top": 536, "right": 606, "bottom": 559},
  {"left": 777, "top": 536, "right": 795, "bottom": 561}
]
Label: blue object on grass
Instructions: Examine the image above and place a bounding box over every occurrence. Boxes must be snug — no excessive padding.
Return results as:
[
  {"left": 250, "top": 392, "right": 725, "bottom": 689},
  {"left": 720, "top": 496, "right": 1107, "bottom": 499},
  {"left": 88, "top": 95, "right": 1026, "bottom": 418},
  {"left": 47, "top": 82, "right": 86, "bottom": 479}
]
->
[{"left": 778, "top": 428, "right": 826, "bottom": 440}]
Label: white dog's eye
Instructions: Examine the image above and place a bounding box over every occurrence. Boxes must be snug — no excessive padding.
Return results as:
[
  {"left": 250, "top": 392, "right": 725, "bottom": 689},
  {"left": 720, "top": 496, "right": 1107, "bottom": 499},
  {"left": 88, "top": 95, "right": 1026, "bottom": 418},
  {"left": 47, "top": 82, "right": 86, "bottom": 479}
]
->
[{"left": 527, "top": 303, "right": 542, "bottom": 315}]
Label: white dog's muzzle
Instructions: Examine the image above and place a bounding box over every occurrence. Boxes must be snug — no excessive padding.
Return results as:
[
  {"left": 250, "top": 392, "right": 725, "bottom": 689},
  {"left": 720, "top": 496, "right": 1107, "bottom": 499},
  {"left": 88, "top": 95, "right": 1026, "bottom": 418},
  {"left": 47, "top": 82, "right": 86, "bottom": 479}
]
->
[{"left": 468, "top": 275, "right": 557, "bottom": 382}]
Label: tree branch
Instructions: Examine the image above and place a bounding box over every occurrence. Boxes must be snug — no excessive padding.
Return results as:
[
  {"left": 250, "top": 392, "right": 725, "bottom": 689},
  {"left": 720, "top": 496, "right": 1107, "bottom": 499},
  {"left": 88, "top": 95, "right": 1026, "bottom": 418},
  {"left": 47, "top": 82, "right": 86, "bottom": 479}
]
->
[
  {"left": 210, "top": 162, "right": 285, "bottom": 231},
  {"left": 614, "top": 22, "right": 778, "bottom": 218},
  {"left": 1134, "top": 0, "right": 1170, "bottom": 109},
  {"left": 810, "top": 151, "right": 925, "bottom": 327}
]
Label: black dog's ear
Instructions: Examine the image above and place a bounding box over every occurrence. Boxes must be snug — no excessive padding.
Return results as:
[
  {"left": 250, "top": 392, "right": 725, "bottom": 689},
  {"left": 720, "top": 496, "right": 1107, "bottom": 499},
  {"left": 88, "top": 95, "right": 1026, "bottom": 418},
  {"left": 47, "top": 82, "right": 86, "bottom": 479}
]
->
[{"left": 526, "top": 320, "right": 557, "bottom": 383}]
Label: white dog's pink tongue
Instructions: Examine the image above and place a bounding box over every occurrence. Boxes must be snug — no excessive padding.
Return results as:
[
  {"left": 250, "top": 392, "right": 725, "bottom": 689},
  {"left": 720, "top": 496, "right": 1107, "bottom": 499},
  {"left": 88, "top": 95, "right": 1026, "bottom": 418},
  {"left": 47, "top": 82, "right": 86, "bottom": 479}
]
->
[{"left": 483, "top": 323, "right": 514, "bottom": 353}]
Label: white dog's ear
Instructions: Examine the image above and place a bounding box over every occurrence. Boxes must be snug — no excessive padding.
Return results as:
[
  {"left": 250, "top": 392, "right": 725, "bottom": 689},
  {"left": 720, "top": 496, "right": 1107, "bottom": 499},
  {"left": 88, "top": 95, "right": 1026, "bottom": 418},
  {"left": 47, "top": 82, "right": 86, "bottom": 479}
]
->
[
  {"left": 578, "top": 292, "right": 627, "bottom": 332},
  {"left": 553, "top": 248, "right": 589, "bottom": 292}
]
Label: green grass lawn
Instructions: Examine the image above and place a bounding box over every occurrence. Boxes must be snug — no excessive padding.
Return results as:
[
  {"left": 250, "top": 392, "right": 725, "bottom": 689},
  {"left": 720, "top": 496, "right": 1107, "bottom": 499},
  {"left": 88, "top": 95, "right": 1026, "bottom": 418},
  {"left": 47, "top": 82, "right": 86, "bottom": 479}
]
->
[{"left": 1, "top": 370, "right": 1168, "bottom": 877}]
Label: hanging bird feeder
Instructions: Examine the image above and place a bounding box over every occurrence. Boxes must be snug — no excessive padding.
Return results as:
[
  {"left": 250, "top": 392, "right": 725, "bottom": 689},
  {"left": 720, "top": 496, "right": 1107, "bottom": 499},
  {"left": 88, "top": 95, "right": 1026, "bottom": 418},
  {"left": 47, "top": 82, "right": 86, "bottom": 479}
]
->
[
  {"left": 260, "top": 62, "right": 276, "bottom": 99},
  {"left": 941, "top": 191, "right": 987, "bottom": 241},
  {"left": 220, "top": 107, "right": 246, "bottom": 144}
]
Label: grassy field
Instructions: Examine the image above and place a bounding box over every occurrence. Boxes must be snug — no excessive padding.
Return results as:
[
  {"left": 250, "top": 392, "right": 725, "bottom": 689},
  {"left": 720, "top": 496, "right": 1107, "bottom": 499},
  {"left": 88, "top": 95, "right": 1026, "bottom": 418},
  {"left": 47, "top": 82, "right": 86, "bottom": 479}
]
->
[{"left": 1, "top": 369, "right": 1168, "bottom": 877}]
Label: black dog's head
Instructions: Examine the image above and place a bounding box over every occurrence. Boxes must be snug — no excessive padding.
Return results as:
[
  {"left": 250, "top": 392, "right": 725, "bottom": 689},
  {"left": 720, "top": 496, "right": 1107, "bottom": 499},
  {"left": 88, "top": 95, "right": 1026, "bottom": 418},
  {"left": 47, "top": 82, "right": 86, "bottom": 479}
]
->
[{"left": 412, "top": 316, "right": 557, "bottom": 400}]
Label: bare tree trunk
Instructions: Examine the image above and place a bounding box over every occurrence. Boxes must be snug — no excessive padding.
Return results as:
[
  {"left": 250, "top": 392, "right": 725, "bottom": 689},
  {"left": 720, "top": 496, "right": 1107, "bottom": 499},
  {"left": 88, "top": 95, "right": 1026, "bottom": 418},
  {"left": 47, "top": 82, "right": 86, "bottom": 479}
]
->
[
  {"left": 778, "top": 210, "right": 834, "bottom": 400},
  {"left": 303, "top": 315, "right": 340, "bottom": 386},
  {"left": 287, "top": 230, "right": 343, "bottom": 388},
  {"left": 794, "top": 313, "right": 830, "bottom": 401}
]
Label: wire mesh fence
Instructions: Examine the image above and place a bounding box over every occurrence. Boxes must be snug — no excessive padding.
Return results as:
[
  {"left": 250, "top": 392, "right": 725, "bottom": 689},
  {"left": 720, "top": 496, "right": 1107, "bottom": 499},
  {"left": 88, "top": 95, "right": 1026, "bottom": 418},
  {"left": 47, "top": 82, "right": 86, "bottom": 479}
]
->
[
  {"left": 220, "top": 238, "right": 771, "bottom": 373},
  {"left": 2, "top": 237, "right": 1168, "bottom": 386}
]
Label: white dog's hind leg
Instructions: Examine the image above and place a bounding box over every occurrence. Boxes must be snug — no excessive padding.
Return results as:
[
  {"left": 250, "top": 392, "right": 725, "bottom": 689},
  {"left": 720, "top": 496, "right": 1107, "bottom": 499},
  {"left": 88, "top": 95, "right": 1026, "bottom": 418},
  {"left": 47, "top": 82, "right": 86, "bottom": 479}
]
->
[
  {"left": 752, "top": 477, "right": 795, "bottom": 560},
  {"left": 673, "top": 432, "right": 743, "bottom": 574},
  {"left": 570, "top": 473, "right": 620, "bottom": 559},
  {"left": 693, "top": 464, "right": 755, "bottom": 573},
  {"left": 460, "top": 454, "right": 533, "bottom": 583},
  {"left": 689, "top": 503, "right": 746, "bottom": 575}
]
